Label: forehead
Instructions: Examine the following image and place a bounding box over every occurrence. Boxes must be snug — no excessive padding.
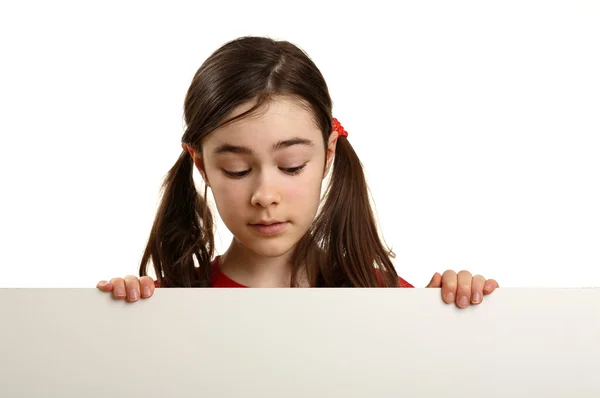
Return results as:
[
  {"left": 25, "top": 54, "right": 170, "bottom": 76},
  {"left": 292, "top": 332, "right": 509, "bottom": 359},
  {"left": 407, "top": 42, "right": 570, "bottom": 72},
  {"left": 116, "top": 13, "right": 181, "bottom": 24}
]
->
[{"left": 203, "top": 97, "right": 322, "bottom": 151}]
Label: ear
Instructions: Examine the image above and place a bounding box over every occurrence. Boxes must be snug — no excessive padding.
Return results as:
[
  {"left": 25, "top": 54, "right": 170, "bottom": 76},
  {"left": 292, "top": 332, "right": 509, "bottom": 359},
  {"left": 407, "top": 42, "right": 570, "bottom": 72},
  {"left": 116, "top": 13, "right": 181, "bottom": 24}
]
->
[
  {"left": 323, "top": 130, "right": 338, "bottom": 179},
  {"left": 182, "top": 144, "right": 211, "bottom": 187}
]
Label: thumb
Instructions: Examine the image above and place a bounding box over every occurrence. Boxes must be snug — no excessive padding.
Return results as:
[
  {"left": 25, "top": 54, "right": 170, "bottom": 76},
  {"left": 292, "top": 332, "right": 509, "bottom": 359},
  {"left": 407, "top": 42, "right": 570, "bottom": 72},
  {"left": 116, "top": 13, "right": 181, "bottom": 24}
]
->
[{"left": 426, "top": 272, "right": 442, "bottom": 288}]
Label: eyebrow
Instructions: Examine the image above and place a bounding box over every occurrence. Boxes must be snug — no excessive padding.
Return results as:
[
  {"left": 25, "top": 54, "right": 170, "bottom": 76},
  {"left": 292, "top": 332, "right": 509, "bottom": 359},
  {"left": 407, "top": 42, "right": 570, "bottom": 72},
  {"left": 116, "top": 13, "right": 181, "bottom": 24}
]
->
[{"left": 213, "top": 137, "right": 315, "bottom": 155}]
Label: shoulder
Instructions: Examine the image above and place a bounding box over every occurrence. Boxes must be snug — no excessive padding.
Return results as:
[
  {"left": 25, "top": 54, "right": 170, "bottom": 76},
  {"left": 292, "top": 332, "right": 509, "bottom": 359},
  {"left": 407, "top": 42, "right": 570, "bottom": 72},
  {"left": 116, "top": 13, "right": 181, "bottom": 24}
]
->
[
  {"left": 375, "top": 268, "right": 414, "bottom": 288},
  {"left": 398, "top": 277, "right": 414, "bottom": 288},
  {"left": 153, "top": 257, "right": 220, "bottom": 288}
]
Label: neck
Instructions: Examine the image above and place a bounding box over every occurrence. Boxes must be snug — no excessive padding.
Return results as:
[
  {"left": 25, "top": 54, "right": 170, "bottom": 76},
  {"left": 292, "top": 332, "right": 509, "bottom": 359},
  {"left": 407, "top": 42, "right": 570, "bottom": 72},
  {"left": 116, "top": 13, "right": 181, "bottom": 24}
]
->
[{"left": 219, "top": 238, "right": 298, "bottom": 287}]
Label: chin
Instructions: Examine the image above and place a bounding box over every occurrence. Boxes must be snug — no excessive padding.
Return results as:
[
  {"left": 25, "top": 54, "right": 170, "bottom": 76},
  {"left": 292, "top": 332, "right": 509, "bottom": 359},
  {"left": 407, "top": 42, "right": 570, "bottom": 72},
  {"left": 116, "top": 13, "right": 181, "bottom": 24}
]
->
[
  {"left": 231, "top": 231, "right": 298, "bottom": 258},
  {"left": 248, "top": 240, "right": 297, "bottom": 258}
]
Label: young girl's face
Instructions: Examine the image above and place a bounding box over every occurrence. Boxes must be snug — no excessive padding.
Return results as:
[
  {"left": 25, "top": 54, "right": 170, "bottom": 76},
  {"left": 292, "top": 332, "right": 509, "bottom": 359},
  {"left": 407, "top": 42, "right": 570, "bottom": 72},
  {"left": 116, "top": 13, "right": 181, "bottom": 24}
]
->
[{"left": 198, "top": 97, "right": 335, "bottom": 258}]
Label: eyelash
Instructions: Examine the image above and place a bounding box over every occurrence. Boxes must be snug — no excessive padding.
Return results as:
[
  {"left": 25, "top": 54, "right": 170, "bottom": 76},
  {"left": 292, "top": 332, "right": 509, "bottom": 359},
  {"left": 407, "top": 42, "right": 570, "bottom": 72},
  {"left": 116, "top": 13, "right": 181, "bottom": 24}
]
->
[{"left": 223, "top": 164, "right": 307, "bottom": 179}]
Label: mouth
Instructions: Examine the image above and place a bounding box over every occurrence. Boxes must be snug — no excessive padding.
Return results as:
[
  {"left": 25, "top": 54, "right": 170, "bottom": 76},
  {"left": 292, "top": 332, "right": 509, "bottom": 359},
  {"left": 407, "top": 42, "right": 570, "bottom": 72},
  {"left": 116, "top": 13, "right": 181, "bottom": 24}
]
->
[
  {"left": 249, "top": 221, "right": 289, "bottom": 235},
  {"left": 252, "top": 220, "right": 284, "bottom": 226}
]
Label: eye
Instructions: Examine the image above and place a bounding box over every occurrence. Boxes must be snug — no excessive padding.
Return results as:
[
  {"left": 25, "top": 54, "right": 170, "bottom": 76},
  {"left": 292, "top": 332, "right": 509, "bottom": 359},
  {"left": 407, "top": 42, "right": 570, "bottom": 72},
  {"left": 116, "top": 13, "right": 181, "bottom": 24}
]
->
[
  {"left": 222, "top": 164, "right": 307, "bottom": 179},
  {"left": 281, "top": 164, "right": 306, "bottom": 175},
  {"left": 223, "top": 169, "right": 250, "bottom": 179}
]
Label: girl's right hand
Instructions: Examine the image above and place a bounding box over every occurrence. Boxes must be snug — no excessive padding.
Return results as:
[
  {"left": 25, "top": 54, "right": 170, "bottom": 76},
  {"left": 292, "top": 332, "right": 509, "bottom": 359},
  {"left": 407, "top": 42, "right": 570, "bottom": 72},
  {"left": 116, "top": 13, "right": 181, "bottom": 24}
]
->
[{"left": 96, "top": 276, "right": 156, "bottom": 302}]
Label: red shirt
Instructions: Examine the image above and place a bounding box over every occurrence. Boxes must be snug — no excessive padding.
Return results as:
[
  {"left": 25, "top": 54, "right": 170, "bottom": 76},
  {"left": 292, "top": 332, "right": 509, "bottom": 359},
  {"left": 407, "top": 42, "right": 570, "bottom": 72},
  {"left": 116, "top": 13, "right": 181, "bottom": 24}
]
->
[{"left": 155, "top": 256, "right": 414, "bottom": 288}]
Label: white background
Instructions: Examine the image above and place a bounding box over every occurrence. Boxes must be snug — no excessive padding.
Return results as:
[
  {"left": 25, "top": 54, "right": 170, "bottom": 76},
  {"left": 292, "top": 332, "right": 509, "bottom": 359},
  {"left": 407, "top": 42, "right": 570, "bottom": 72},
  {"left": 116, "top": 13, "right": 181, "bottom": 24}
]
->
[{"left": 0, "top": 1, "right": 598, "bottom": 288}]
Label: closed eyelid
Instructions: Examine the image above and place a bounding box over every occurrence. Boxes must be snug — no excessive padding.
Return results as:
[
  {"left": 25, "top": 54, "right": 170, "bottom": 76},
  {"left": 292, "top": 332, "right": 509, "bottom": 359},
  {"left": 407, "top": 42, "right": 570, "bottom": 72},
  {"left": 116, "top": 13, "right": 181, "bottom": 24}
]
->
[
  {"left": 215, "top": 151, "right": 311, "bottom": 167},
  {"left": 222, "top": 163, "right": 307, "bottom": 179}
]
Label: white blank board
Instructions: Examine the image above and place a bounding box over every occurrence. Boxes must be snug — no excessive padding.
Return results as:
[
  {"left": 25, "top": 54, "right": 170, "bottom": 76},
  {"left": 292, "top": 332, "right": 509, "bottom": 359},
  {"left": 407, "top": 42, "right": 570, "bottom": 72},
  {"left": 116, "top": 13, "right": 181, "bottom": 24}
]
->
[{"left": 1, "top": 288, "right": 599, "bottom": 397}]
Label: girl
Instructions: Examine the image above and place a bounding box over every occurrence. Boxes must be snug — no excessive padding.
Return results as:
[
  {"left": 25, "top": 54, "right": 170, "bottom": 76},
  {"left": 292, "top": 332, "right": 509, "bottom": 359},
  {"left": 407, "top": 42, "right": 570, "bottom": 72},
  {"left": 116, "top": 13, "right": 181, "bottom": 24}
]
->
[{"left": 97, "top": 36, "right": 499, "bottom": 308}]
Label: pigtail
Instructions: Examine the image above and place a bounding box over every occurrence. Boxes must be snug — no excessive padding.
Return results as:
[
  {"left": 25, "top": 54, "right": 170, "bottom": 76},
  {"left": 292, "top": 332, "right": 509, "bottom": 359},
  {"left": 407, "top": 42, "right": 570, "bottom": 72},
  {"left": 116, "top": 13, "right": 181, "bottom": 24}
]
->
[
  {"left": 305, "top": 136, "right": 399, "bottom": 287},
  {"left": 138, "top": 150, "right": 214, "bottom": 287}
]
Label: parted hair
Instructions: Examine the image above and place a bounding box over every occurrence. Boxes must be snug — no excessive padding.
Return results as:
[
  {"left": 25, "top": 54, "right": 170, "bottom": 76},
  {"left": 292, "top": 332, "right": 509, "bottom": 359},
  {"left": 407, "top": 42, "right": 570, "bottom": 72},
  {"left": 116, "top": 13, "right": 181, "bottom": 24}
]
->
[{"left": 139, "top": 36, "right": 399, "bottom": 288}]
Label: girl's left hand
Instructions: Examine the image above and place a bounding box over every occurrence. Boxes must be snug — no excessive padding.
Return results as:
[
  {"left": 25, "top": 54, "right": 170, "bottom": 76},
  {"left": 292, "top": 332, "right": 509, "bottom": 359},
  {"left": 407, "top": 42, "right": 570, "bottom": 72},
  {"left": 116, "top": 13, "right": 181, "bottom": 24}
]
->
[{"left": 426, "top": 270, "right": 499, "bottom": 308}]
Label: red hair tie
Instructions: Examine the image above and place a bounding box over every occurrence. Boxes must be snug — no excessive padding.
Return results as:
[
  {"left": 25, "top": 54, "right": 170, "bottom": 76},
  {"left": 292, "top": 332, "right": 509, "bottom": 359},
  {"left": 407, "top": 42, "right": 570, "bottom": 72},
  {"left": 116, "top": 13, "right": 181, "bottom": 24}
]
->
[{"left": 332, "top": 118, "right": 348, "bottom": 138}]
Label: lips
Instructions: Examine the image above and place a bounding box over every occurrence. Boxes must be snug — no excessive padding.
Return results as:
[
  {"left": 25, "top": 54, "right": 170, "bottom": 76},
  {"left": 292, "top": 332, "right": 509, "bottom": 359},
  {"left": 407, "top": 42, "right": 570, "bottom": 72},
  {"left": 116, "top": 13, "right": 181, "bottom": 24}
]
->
[
  {"left": 249, "top": 221, "right": 288, "bottom": 235},
  {"left": 253, "top": 220, "right": 283, "bottom": 226}
]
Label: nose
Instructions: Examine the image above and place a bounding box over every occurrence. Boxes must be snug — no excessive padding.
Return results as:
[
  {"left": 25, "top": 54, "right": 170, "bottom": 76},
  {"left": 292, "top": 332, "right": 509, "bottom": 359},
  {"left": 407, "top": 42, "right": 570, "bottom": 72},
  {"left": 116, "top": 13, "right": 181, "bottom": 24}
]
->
[{"left": 250, "top": 172, "right": 281, "bottom": 208}]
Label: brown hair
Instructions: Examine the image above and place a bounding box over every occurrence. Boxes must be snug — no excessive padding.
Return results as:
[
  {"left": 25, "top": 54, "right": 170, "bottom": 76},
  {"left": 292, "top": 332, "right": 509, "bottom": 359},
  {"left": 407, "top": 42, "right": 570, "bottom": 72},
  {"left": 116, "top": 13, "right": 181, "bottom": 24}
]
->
[{"left": 139, "top": 36, "right": 400, "bottom": 287}]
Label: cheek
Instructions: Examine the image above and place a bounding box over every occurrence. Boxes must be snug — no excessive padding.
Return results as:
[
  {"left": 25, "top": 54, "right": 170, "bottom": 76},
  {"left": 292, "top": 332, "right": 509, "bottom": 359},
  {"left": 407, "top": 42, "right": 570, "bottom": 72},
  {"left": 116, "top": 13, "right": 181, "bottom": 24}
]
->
[
  {"left": 211, "top": 183, "right": 243, "bottom": 210},
  {"left": 286, "top": 167, "right": 323, "bottom": 206},
  {"left": 205, "top": 166, "right": 242, "bottom": 204},
  {"left": 210, "top": 184, "right": 247, "bottom": 231}
]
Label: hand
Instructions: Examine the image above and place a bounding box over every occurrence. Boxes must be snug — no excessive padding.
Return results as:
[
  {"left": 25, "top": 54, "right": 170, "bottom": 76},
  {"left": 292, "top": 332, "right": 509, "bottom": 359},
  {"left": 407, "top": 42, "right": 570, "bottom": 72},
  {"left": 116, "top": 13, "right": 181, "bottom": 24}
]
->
[
  {"left": 96, "top": 275, "right": 156, "bottom": 302},
  {"left": 426, "top": 270, "right": 499, "bottom": 308}
]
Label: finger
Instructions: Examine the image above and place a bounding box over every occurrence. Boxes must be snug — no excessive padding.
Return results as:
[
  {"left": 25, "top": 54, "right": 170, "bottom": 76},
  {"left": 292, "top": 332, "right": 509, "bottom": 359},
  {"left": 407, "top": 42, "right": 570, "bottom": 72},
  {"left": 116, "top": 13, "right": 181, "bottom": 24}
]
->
[
  {"left": 426, "top": 272, "right": 442, "bottom": 288},
  {"left": 123, "top": 275, "right": 141, "bottom": 302},
  {"left": 96, "top": 280, "right": 113, "bottom": 292},
  {"left": 110, "top": 278, "right": 127, "bottom": 300},
  {"left": 456, "top": 270, "right": 473, "bottom": 308},
  {"left": 139, "top": 276, "right": 155, "bottom": 298},
  {"left": 483, "top": 279, "right": 500, "bottom": 294},
  {"left": 470, "top": 274, "right": 486, "bottom": 304},
  {"left": 440, "top": 270, "right": 458, "bottom": 304}
]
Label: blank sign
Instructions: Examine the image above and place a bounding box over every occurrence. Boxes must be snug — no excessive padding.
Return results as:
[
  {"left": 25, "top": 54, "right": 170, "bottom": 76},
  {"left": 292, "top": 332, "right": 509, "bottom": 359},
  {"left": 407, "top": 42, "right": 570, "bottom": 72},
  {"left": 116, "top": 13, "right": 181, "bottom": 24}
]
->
[{"left": 1, "top": 288, "right": 599, "bottom": 397}]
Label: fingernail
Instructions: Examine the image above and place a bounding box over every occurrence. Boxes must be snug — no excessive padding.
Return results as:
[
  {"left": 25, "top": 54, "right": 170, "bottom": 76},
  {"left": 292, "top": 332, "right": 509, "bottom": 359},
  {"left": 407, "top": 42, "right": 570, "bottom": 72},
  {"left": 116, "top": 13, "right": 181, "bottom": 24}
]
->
[
  {"left": 97, "top": 281, "right": 108, "bottom": 287},
  {"left": 459, "top": 296, "right": 469, "bottom": 307},
  {"left": 129, "top": 290, "right": 139, "bottom": 301},
  {"left": 446, "top": 292, "right": 455, "bottom": 302},
  {"left": 142, "top": 286, "right": 151, "bottom": 298},
  {"left": 472, "top": 292, "right": 482, "bottom": 303},
  {"left": 115, "top": 287, "right": 126, "bottom": 297}
]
